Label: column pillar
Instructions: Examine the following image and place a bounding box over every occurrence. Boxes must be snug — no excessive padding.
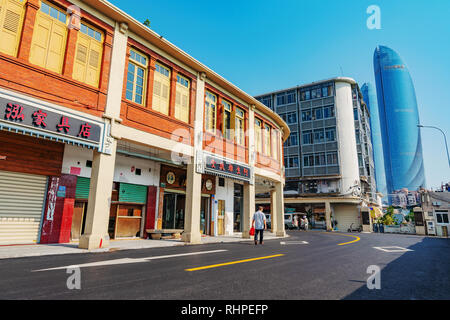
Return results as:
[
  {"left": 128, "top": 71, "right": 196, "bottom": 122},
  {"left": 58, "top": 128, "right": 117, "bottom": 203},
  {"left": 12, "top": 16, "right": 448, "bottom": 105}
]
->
[
  {"left": 182, "top": 162, "right": 202, "bottom": 243},
  {"left": 182, "top": 71, "right": 205, "bottom": 244},
  {"left": 325, "top": 201, "right": 332, "bottom": 231},
  {"left": 242, "top": 105, "right": 256, "bottom": 239},
  {"left": 79, "top": 22, "right": 128, "bottom": 249},
  {"left": 17, "top": 0, "right": 40, "bottom": 61},
  {"left": 270, "top": 189, "right": 277, "bottom": 233},
  {"left": 275, "top": 181, "right": 285, "bottom": 237},
  {"left": 242, "top": 183, "right": 255, "bottom": 238},
  {"left": 79, "top": 141, "right": 117, "bottom": 249}
]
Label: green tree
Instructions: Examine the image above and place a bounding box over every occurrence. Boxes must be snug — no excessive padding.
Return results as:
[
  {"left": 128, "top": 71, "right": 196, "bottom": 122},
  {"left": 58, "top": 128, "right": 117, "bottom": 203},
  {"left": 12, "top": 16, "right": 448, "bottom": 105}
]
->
[{"left": 380, "top": 206, "right": 395, "bottom": 225}]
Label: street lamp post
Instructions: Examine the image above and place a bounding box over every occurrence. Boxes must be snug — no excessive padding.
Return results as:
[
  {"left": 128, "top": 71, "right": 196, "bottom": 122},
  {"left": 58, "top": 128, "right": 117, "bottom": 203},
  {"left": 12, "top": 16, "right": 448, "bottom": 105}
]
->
[{"left": 418, "top": 124, "right": 450, "bottom": 168}]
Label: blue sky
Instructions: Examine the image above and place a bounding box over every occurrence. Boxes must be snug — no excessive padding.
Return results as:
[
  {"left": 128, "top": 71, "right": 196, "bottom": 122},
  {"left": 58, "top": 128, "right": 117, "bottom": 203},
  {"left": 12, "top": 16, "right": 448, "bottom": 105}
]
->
[{"left": 110, "top": 0, "right": 450, "bottom": 189}]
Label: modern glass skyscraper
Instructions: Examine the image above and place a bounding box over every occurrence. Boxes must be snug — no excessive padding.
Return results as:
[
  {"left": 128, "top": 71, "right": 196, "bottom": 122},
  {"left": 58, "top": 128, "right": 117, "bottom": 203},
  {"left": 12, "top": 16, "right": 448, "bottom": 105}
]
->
[
  {"left": 362, "top": 82, "right": 387, "bottom": 202},
  {"left": 373, "top": 45, "right": 426, "bottom": 197}
]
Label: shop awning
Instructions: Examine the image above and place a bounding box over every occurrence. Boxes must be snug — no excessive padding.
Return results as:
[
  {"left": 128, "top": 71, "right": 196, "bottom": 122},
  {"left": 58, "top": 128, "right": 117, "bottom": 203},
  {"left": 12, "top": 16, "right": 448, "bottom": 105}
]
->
[{"left": 370, "top": 207, "right": 383, "bottom": 218}]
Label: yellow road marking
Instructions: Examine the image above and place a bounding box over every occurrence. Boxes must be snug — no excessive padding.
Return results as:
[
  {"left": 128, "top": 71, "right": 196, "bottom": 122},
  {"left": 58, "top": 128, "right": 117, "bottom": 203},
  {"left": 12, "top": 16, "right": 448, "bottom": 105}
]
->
[
  {"left": 322, "top": 232, "right": 361, "bottom": 246},
  {"left": 185, "top": 254, "right": 285, "bottom": 272}
]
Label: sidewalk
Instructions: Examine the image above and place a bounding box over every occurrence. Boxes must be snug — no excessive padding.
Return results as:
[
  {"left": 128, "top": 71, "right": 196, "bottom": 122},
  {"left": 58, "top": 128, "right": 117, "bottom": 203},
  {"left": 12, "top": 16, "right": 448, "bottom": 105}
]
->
[{"left": 0, "top": 232, "right": 287, "bottom": 260}]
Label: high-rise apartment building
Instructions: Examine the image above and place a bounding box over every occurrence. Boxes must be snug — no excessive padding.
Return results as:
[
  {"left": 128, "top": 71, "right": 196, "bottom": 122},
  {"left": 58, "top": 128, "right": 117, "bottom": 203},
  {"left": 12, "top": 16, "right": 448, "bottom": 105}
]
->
[{"left": 255, "top": 78, "right": 378, "bottom": 232}]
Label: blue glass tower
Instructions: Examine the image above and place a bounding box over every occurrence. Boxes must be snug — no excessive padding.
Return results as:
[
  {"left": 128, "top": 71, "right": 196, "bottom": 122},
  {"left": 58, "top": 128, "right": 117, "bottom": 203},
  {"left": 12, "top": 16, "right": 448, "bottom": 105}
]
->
[
  {"left": 373, "top": 45, "right": 426, "bottom": 197},
  {"left": 362, "top": 83, "right": 387, "bottom": 202}
]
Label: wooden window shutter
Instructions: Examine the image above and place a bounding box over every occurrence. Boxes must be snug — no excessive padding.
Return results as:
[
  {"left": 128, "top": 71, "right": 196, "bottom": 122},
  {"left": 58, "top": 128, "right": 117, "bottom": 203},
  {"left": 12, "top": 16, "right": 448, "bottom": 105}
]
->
[
  {"left": 73, "top": 29, "right": 103, "bottom": 87},
  {"left": 73, "top": 35, "right": 89, "bottom": 83},
  {"left": 153, "top": 78, "right": 162, "bottom": 112},
  {"left": 44, "top": 20, "right": 66, "bottom": 73},
  {"left": 86, "top": 41, "right": 102, "bottom": 87},
  {"left": 153, "top": 70, "right": 170, "bottom": 115},
  {"left": 30, "top": 10, "right": 67, "bottom": 73},
  {"left": 175, "top": 82, "right": 189, "bottom": 123},
  {"left": 0, "top": 0, "right": 25, "bottom": 56},
  {"left": 30, "top": 14, "right": 52, "bottom": 68},
  {"left": 174, "top": 90, "right": 181, "bottom": 119},
  {"left": 161, "top": 78, "right": 170, "bottom": 115},
  {"left": 181, "top": 90, "right": 189, "bottom": 122},
  {"left": 230, "top": 109, "right": 236, "bottom": 142}
]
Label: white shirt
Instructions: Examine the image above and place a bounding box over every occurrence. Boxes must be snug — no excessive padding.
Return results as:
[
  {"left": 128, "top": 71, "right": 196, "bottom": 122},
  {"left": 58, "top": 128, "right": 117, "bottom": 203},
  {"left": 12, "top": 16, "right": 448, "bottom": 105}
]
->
[{"left": 253, "top": 211, "right": 266, "bottom": 230}]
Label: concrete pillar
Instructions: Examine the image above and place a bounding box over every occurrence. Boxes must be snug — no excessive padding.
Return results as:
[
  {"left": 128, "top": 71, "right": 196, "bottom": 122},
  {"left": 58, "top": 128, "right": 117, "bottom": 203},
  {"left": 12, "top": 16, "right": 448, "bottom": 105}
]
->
[
  {"left": 79, "top": 22, "right": 128, "bottom": 249},
  {"left": 182, "top": 71, "right": 205, "bottom": 243},
  {"left": 242, "top": 183, "right": 255, "bottom": 238},
  {"left": 325, "top": 201, "right": 332, "bottom": 231},
  {"left": 79, "top": 141, "right": 117, "bottom": 249},
  {"left": 275, "top": 181, "right": 285, "bottom": 237},
  {"left": 270, "top": 190, "right": 276, "bottom": 233},
  {"left": 182, "top": 162, "right": 202, "bottom": 244}
]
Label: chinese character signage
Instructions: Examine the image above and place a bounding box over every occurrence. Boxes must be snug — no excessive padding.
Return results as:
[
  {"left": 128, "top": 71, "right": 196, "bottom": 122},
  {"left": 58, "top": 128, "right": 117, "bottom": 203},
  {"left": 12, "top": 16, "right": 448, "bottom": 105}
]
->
[
  {"left": 1, "top": 97, "right": 101, "bottom": 143},
  {"left": 204, "top": 155, "right": 252, "bottom": 182}
]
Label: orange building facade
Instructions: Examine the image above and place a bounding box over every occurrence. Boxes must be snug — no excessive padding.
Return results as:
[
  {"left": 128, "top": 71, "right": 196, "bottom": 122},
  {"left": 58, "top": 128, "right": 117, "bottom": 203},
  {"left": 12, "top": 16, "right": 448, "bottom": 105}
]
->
[{"left": 0, "top": 0, "right": 289, "bottom": 248}]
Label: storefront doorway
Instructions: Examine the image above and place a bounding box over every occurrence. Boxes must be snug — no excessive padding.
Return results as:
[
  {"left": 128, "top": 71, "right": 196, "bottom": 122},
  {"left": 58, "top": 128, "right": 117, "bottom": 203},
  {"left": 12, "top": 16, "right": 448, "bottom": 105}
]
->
[
  {"left": 71, "top": 201, "right": 87, "bottom": 241},
  {"left": 108, "top": 182, "right": 147, "bottom": 239},
  {"left": 162, "top": 192, "right": 185, "bottom": 230},
  {"left": 217, "top": 200, "right": 225, "bottom": 235},
  {"left": 200, "top": 196, "right": 211, "bottom": 235},
  {"left": 0, "top": 131, "right": 64, "bottom": 245},
  {"left": 234, "top": 183, "right": 243, "bottom": 232}
]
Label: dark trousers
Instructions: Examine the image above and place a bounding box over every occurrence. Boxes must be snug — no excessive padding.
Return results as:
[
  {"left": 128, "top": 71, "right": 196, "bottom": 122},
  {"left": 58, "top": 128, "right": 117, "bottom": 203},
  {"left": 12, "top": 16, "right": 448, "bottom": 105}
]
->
[{"left": 254, "top": 229, "right": 264, "bottom": 243}]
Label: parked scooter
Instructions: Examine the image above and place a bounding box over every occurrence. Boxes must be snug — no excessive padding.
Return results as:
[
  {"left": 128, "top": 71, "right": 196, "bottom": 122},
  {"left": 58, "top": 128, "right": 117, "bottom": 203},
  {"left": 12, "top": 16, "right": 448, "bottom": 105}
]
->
[{"left": 347, "top": 223, "right": 362, "bottom": 233}]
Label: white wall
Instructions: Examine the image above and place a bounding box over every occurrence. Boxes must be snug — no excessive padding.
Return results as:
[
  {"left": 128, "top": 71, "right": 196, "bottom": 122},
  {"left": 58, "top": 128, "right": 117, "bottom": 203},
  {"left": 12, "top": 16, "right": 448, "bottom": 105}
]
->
[
  {"left": 61, "top": 145, "right": 93, "bottom": 178},
  {"left": 62, "top": 145, "right": 160, "bottom": 186},
  {"left": 113, "top": 154, "right": 160, "bottom": 187},
  {"left": 335, "top": 81, "right": 360, "bottom": 196},
  {"left": 215, "top": 177, "right": 241, "bottom": 235}
]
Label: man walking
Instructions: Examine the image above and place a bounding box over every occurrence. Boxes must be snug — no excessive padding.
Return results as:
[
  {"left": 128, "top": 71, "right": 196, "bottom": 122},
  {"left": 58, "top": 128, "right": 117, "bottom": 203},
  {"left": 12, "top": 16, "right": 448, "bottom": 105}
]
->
[
  {"left": 252, "top": 206, "right": 267, "bottom": 245},
  {"left": 302, "top": 215, "right": 309, "bottom": 231}
]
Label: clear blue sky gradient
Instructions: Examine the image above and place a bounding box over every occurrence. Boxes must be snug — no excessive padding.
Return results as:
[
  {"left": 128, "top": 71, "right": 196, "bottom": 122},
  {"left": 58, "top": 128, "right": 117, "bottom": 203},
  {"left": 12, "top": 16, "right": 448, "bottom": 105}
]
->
[{"left": 110, "top": 0, "right": 450, "bottom": 189}]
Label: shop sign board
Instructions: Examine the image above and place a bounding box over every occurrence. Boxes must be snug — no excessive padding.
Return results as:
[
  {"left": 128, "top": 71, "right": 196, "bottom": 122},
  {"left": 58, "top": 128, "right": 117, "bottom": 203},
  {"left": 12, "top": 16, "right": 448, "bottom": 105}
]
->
[
  {"left": 1, "top": 97, "right": 101, "bottom": 143},
  {"left": 203, "top": 153, "right": 252, "bottom": 183},
  {"left": 0, "top": 90, "right": 112, "bottom": 154}
]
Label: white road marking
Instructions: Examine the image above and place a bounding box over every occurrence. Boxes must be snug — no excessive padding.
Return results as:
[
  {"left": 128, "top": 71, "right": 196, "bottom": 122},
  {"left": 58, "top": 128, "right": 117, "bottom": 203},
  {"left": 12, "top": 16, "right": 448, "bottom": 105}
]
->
[
  {"left": 280, "top": 241, "right": 309, "bottom": 245},
  {"left": 373, "top": 246, "right": 413, "bottom": 253},
  {"left": 32, "top": 249, "right": 228, "bottom": 272}
]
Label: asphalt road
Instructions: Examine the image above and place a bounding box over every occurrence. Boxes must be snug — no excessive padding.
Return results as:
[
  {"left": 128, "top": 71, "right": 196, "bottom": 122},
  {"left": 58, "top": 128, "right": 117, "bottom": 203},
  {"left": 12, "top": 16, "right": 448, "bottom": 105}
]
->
[{"left": 0, "top": 231, "right": 449, "bottom": 300}]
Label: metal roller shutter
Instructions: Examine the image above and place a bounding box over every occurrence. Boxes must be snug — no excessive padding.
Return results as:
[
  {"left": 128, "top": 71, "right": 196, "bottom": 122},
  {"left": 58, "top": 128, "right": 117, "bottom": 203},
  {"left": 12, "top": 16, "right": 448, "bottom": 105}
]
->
[
  {"left": 0, "top": 170, "right": 47, "bottom": 245},
  {"left": 334, "top": 204, "right": 360, "bottom": 232},
  {"left": 75, "top": 176, "right": 91, "bottom": 199},
  {"left": 119, "top": 183, "right": 147, "bottom": 204}
]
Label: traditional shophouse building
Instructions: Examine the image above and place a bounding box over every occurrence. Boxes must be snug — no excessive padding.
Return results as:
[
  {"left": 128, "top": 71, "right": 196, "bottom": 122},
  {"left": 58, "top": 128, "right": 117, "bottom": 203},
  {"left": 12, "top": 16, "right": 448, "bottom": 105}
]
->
[{"left": 0, "top": 0, "right": 289, "bottom": 247}]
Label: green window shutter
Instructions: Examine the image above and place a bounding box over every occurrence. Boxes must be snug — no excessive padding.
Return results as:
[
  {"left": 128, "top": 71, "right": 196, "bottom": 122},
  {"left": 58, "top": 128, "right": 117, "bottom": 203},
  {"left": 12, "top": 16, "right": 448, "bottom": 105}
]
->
[
  {"left": 119, "top": 183, "right": 148, "bottom": 204},
  {"left": 75, "top": 177, "right": 91, "bottom": 199}
]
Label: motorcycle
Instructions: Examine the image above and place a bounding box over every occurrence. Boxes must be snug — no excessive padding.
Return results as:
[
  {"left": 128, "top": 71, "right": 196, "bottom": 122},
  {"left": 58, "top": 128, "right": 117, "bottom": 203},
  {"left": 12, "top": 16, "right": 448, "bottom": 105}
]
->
[{"left": 347, "top": 223, "right": 362, "bottom": 233}]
